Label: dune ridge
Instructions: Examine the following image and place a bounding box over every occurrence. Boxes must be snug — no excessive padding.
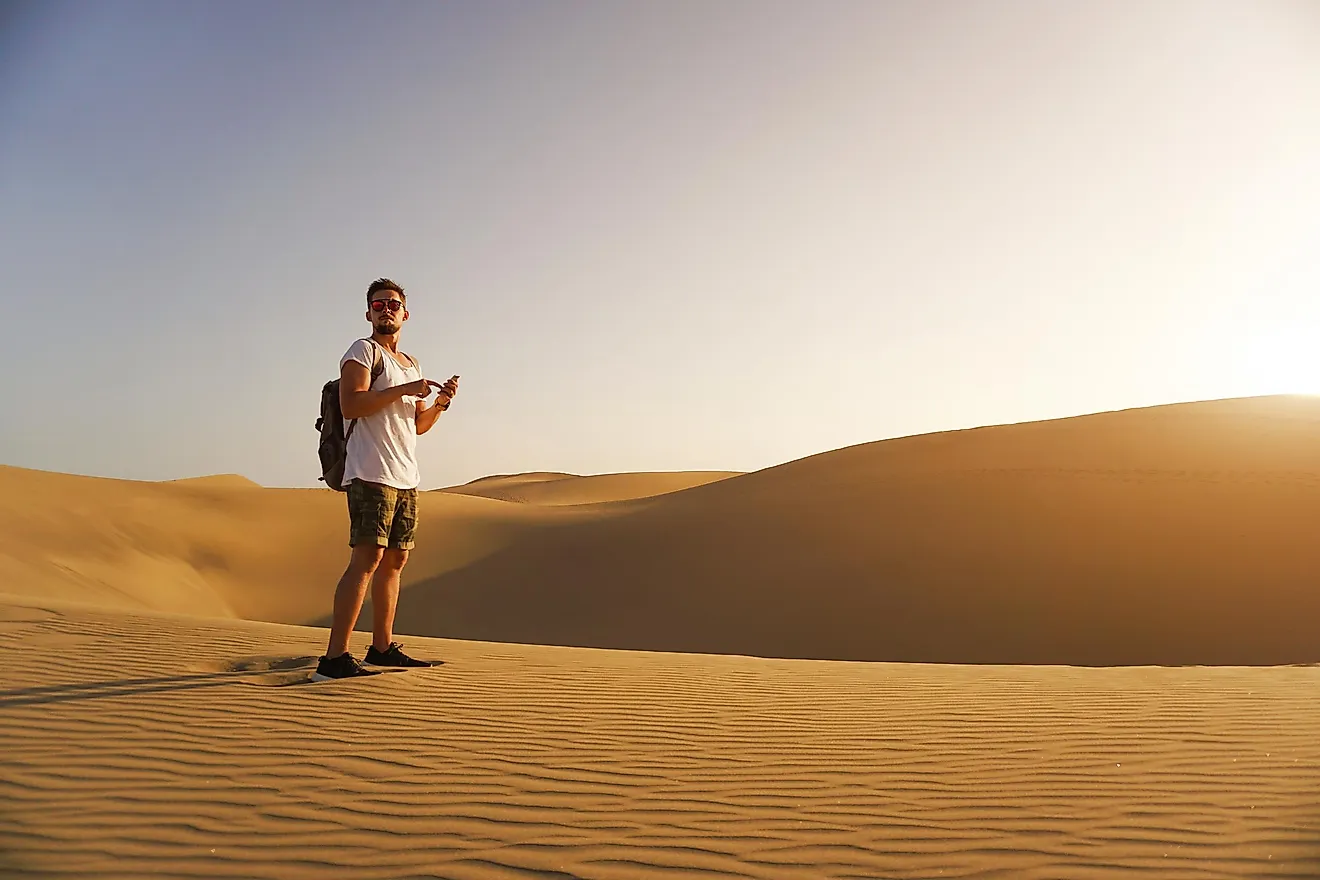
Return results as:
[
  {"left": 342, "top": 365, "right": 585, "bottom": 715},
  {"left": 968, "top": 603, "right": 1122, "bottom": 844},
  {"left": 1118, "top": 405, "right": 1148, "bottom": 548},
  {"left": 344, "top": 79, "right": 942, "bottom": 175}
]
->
[
  {"left": 2, "top": 596, "right": 1317, "bottom": 879},
  {"left": 440, "top": 470, "right": 742, "bottom": 505},
  {"left": 163, "top": 474, "right": 263, "bottom": 489}
]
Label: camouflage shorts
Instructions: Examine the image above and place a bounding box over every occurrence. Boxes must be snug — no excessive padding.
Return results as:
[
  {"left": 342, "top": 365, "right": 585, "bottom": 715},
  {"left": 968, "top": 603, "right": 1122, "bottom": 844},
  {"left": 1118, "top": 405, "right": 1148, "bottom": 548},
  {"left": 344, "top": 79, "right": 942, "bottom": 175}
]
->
[{"left": 346, "top": 479, "right": 418, "bottom": 550}]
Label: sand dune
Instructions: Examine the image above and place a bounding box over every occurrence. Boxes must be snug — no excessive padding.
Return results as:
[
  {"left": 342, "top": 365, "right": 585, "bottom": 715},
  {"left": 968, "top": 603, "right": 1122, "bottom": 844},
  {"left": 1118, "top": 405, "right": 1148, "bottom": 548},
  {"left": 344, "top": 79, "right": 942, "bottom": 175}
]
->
[
  {"left": 163, "top": 473, "right": 264, "bottom": 489},
  {"left": 441, "top": 470, "right": 742, "bottom": 505},
  {"left": 2, "top": 596, "right": 1316, "bottom": 879},
  {"left": 379, "top": 395, "right": 1320, "bottom": 665},
  {"left": 4, "top": 396, "right": 1320, "bottom": 665},
  {"left": 0, "top": 464, "right": 557, "bottom": 623}
]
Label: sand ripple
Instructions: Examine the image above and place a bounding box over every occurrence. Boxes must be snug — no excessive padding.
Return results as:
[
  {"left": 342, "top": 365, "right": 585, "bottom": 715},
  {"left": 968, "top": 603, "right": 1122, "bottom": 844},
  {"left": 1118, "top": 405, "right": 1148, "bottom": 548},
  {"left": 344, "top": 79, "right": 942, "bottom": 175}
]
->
[{"left": 1, "top": 600, "right": 1318, "bottom": 879}]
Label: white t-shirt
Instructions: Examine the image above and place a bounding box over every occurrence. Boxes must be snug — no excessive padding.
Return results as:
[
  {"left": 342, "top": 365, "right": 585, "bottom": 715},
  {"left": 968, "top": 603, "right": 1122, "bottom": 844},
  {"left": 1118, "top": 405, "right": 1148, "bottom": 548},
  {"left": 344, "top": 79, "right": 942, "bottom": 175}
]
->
[{"left": 340, "top": 338, "right": 423, "bottom": 490}]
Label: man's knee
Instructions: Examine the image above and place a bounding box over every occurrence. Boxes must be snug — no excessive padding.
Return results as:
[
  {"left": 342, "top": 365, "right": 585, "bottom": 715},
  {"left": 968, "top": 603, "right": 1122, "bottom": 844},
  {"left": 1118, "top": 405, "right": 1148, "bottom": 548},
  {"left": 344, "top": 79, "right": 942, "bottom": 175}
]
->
[
  {"left": 380, "top": 548, "right": 409, "bottom": 571},
  {"left": 349, "top": 544, "right": 385, "bottom": 574}
]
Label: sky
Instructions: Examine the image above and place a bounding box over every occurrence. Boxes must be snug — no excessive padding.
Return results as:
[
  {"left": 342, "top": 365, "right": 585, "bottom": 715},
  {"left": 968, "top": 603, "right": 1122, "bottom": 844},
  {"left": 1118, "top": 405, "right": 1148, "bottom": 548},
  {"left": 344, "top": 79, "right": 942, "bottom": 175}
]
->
[{"left": 1, "top": 0, "right": 1318, "bottom": 489}]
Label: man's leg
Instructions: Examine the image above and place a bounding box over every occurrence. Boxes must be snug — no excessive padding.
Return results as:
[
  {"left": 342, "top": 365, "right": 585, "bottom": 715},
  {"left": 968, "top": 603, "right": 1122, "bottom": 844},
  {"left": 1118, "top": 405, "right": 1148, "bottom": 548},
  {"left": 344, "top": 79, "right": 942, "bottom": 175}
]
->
[
  {"left": 371, "top": 548, "right": 409, "bottom": 651},
  {"left": 372, "top": 486, "right": 418, "bottom": 651},
  {"left": 326, "top": 543, "right": 385, "bottom": 657},
  {"left": 326, "top": 479, "right": 398, "bottom": 658}
]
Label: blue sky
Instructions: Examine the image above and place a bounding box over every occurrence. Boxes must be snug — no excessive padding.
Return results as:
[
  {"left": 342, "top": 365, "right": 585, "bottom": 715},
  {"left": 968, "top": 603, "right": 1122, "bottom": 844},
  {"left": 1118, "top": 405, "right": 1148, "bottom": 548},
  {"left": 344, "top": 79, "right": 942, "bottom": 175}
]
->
[{"left": 2, "top": 0, "right": 1318, "bottom": 488}]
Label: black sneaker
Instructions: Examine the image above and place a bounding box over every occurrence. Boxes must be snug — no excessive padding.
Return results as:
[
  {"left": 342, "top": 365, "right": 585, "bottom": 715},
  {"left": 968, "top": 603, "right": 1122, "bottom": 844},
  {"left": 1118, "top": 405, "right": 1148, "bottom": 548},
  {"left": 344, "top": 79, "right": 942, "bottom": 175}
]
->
[
  {"left": 310, "top": 652, "right": 383, "bottom": 682},
  {"left": 364, "top": 642, "right": 435, "bottom": 668}
]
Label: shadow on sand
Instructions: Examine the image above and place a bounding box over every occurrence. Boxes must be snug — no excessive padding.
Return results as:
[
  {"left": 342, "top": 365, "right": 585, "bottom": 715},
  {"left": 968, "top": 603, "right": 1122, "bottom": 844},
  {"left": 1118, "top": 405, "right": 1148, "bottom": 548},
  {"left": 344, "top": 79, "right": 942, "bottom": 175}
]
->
[{"left": 0, "top": 656, "right": 323, "bottom": 707}]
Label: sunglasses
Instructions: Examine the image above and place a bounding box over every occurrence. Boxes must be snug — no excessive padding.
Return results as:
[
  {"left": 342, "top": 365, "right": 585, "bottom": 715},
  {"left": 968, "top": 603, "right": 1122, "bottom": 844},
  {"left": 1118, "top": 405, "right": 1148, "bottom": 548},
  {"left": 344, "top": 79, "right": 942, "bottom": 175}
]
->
[{"left": 370, "top": 299, "right": 404, "bottom": 313}]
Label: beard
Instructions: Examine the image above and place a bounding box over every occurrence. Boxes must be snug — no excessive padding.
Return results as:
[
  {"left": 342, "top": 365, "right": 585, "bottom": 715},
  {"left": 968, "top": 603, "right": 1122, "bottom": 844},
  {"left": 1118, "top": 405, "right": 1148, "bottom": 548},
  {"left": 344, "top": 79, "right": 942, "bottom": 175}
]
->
[{"left": 374, "top": 317, "right": 399, "bottom": 333}]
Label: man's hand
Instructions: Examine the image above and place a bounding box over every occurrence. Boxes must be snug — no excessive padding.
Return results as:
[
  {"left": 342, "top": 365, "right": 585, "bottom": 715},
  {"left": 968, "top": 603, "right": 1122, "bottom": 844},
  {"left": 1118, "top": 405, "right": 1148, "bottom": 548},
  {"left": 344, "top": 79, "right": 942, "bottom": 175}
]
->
[
  {"left": 399, "top": 378, "right": 443, "bottom": 398},
  {"left": 416, "top": 375, "right": 459, "bottom": 435},
  {"left": 434, "top": 375, "right": 460, "bottom": 406}
]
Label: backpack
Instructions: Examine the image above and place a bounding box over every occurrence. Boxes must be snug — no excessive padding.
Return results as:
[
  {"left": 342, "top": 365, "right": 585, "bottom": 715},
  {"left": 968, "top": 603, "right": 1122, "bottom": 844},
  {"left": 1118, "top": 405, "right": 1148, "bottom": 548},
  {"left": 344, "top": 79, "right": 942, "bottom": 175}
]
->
[{"left": 315, "top": 340, "right": 385, "bottom": 491}]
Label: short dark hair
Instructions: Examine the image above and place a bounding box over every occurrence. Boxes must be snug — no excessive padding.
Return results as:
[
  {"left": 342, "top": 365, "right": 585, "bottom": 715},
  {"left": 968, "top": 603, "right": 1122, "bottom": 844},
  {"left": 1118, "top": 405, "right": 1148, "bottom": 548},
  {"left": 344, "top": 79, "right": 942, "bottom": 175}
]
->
[{"left": 366, "top": 278, "right": 405, "bottom": 304}]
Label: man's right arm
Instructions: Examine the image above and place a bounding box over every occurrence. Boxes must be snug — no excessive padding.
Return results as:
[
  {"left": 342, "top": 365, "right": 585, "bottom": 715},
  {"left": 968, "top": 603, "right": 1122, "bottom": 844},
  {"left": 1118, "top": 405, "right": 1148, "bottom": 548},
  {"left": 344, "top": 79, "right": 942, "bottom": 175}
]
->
[{"left": 339, "top": 360, "right": 436, "bottom": 419}]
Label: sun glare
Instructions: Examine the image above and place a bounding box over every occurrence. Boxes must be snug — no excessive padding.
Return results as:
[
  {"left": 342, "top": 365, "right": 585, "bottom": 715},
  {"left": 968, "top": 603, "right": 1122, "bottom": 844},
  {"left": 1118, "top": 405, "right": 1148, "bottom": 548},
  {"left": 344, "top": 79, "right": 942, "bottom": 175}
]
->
[{"left": 1228, "top": 324, "right": 1320, "bottom": 396}]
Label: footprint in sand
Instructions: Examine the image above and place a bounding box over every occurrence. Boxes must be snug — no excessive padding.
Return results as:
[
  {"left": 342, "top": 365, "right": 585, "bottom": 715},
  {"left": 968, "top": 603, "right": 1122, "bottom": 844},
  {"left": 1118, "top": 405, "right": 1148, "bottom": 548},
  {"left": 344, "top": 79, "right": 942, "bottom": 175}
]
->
[{"left": 188, "top": 654, "right": 323, "bottom": 687}]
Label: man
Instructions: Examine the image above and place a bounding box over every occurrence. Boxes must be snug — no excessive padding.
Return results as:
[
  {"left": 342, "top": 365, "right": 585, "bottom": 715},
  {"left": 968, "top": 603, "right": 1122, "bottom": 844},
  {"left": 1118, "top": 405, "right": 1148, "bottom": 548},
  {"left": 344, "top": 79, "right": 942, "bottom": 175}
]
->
[{"left": 313, "top": 278, "right": 459, "bottom": 681}]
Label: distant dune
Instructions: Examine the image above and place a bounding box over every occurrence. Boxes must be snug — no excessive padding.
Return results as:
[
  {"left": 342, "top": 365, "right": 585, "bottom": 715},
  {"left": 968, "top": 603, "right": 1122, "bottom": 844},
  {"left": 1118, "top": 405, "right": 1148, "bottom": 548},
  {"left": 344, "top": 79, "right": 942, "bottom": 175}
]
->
[
  {"left": 0, "top": 463, "right": 547, "bottom": 623},
  {"left": 4, "top": 396, "right": 1320, "bottom": 664},
  {"left": 453, "top": 470, "right": 578, "bottom": 486},
  {"left": 440, "top": 470, "right": 742, "bottom": 505},
  {"left": 162, "top": 473, "right": 263, "bottom": 489}
]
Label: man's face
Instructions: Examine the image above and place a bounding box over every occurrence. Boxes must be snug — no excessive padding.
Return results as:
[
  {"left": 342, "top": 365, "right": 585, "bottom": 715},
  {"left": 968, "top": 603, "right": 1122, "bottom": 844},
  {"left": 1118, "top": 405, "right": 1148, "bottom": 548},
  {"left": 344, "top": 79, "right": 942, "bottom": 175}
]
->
[{"left": 368, "top": 293, "right": 407, "bottom": 333}]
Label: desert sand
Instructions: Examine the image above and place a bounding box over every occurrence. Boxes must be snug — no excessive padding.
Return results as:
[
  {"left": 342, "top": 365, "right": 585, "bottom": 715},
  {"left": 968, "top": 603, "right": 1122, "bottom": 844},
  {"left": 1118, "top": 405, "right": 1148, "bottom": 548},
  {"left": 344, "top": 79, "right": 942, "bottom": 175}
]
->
[{"left": 2, "top": 396, "right": 1319, "bottom": 877}]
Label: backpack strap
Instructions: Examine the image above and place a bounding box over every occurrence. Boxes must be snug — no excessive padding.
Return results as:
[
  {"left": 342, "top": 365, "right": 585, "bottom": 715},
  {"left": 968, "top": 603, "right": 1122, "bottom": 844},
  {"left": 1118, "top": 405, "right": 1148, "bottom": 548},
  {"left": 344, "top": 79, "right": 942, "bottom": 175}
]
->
[
  {"left": 344, "top": 339, "right": 388, "bottom": 445},
  {"left": 366, "top": 338, "right": 386, "bottom": 385}
]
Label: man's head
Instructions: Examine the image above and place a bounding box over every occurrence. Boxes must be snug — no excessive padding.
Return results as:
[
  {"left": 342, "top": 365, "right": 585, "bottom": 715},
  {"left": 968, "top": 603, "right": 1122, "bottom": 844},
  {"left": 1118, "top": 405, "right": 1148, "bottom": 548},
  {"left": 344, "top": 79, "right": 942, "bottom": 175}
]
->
[{"left": 365, "top": 278, "right": 408, "bottom": 336}]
